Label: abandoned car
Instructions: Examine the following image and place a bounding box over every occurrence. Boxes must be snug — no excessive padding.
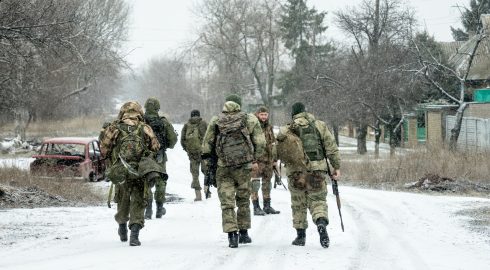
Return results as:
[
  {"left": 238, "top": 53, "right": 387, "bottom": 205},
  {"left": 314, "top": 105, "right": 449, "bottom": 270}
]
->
[{"left": 30, "top": 137, "right": 106, "bottom": 181}]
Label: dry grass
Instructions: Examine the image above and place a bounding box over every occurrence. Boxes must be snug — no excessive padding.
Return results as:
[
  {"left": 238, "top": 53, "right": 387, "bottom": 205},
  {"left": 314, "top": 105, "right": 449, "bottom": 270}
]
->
[
  {"left": 0, "top": 167, "right": 104, "bottom": 207},
  {"left": 343, "top": 146, "right": 490, "bottom": 193},
  {"left": 0, "top": 116, "right": 107, "bottom": 139}
]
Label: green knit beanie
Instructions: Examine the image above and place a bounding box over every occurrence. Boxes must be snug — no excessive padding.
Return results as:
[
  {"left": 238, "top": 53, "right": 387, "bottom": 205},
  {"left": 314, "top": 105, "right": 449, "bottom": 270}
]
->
[
  {"left": 291, "top": 102, "right": 305, "bottom": 117},
  {"left": 225, "top": 94, "right": 242, "bottom": 106}
]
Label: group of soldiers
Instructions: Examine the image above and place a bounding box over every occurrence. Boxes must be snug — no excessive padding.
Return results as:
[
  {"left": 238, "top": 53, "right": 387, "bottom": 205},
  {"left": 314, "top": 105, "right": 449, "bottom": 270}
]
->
[{"left": 100, "top": 94, "right": 340, "bottom": 249}]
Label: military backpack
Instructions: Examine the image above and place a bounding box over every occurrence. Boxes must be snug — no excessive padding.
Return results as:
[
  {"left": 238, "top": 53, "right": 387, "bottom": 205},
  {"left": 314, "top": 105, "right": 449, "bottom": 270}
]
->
[
  {"left": 185, "top": 122, "right": 202, "bottom": 154},
  {"left": 216, "top": 112, "right": 254, "bottom": 167},
  {"left": 107, "top": 122, "right": 147, "bottom": 184},
  {"left": 291, "top": 120, "right": 325, "bottom": 161},
  {"left": 144, "top": 114, "right": 166, "bottom": 149}
]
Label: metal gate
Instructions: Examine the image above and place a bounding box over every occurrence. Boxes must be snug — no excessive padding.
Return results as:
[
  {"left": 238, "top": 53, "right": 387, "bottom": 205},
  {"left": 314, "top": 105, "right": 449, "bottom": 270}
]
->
[{"left": 446, "top": 116, "right": 490, "bottom": 150}]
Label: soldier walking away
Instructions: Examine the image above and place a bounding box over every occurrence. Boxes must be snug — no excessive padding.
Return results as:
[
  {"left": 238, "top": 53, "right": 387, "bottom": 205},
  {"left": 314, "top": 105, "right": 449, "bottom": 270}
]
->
[
  {"left": 100, "top": 101, "right": 161, "bottom": 246},
  {"left": 276, "top": 102, "right": 340, "bottom": 248},
  {"left": 202, "top": 94, "right": 265, "bottom": 248},
  {"left": 181, "top": 109, "right": 208, "bottom": 201},
  {"left": 143, "top": 98, "right": 178, "bottom": 219},
  {"left": 251, "top": 106, "right": 280, "bottom": 216}
]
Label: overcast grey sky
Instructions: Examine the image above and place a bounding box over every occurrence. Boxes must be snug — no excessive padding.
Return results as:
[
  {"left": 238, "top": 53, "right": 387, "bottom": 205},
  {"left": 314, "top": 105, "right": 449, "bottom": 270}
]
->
[{"left": 124, "top": 0, "right": 463, "bottom": 68}]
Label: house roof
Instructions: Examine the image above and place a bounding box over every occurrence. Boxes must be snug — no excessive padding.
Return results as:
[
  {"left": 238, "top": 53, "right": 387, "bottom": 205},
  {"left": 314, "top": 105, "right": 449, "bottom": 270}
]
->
[{"left": 448, "top": 14, "right": 490, "bottom": 81}]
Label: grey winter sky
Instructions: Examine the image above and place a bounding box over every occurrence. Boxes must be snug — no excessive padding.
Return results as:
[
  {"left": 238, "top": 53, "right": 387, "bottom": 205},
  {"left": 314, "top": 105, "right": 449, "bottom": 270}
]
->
[{"left": 124, "top": 0, "right": 463, "bottom": 68}]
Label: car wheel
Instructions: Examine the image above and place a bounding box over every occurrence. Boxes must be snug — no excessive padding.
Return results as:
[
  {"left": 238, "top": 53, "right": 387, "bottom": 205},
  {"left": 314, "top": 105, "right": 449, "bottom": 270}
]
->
[{"left": 89, "top": 172, "right": 96, "bottom": 182}]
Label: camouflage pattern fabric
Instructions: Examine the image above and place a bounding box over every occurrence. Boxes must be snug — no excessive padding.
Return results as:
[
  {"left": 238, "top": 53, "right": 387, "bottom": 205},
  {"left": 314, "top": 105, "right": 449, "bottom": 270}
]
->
[
  {"left": 257, "top": 121, "right": 276, "bottom": 163},
  {"left": 287, "top": 171, "right": 328, "bottom": 229},
  {"left": 143, "top": 98, "right": 177, "bottom": 205},
  {"left": 146, "top": 161, "right": 167, "bottom": 204},
  {"left": 252, "top": 118, "right": 276, "bottom": 201},
  {"left": 216, "top": 165, "right": 252, "bottom": 232},
  {"left": 276, "top": 112, "right": 340, "bottom": 175},
  {"left": 190, "top": 155, "right": 204, "bottom": 190},
  {"left": 202, "top": 100, "right": 265, "bottom": 233},
  {"left": 202, "top": 101, "right": 266, "bottom": 167},
  {"left": 182, "top": 116, "right": 208, "bottom": 190},
  {"left": 100, "top": 101, "right": 160, "bottom": 228},
  {"left": 250, "top": 161, "right": 273, "bottom": 200},
  {"left": 277, "top": 111, "right": 339, "bottom": 230},
  {"left": 114, "top": 181, "right": 147, "bottom": 228}
]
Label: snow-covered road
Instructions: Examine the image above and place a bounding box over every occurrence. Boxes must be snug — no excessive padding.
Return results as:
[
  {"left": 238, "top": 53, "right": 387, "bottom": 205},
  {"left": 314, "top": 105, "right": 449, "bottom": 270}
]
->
[{"left": 1, "top": 126, "right": 489, "bottom": 270}]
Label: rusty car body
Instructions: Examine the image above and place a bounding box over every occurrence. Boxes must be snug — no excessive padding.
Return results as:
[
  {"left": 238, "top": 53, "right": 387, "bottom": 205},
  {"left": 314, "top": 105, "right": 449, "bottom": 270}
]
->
[{"left": 30, "top": 137, "right": 106, "bottom": 181}]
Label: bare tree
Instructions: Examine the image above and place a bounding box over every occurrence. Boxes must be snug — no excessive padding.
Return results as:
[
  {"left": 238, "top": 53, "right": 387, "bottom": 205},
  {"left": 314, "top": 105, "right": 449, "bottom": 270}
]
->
[
  {"left": 0, "top": 0, "right": 130, "bottom": 139},
  {"left": 411, "top": 28, "right": 487, "bottom": 150},
  {"left": 194, "top": 0, "right": 282, "bottom": 109},
  {"left": 334, "top": 0, "right": 416, "bottom": 155}
]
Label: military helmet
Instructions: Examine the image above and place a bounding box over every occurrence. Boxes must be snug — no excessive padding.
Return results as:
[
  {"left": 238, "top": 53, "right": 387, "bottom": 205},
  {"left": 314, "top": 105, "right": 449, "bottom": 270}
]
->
[
  {"left": 118, "top": 101, "right": 144, "bottom": 120},
  {"left": 144, "top": 97, "right": 160, "bottom": 112}
]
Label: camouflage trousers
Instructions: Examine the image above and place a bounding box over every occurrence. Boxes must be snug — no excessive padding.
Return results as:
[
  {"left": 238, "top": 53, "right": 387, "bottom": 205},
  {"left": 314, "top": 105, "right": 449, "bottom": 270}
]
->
[
  {"left": 287, "top": 171, "right": 328, "bottom": 229},
  {"left": 148, "top": 161, "right": 167, "bottom": 204},
  {"left": 189, "top": 154, "right": 204, "bottom": 190},
  {"left": 114, "top": 180, "right": 146, "bottom": 228},
  {"left": 216, "top": 165, "right": 252, "bottom": 233},
  {"left": 251, "top": 161, "right": 273, "bottom": 201}
]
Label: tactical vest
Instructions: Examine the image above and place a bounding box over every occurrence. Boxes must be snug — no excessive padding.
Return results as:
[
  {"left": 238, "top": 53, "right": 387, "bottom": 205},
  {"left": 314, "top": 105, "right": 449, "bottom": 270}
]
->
[
  {"left": 144, "top": 114, "right": 166, "bottom": 149},
  {"left": 293, "top": 120, "right": 325, "bottom": 161},
  {"left": 216, "top": 112, "right": 254, "bottom": 167}
]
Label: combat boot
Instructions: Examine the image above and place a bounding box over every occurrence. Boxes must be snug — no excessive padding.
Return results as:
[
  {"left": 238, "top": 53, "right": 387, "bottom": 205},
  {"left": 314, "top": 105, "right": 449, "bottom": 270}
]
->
[
  {"left": 118, "top": 223, "right": 128, "bottom": 242},
  {"left": 194, "top": 189, "right": 202, "bottom": 201},
  {"left": 228, "top": 231, "right": 238, "bottom": 248},
  {"left": 252, "top": 199, "right": 265, "bottom": 216},
  {"left": 129, "top": 224, "right": 142, "bottom": 246},
  {"left": 156, "top": 202, "right": 166, "bottom": 218},
  {"left": 263, "top": 198, "right": 280, "bottom": 214},
  {"left": 238, "top": 229, "right": 252, "bottom": 244},
  {"left": 144, "top": 200, "right": 153, "bottom": 220},
  {"left": 316, "top": 218, "right": 330, "bottom": 248},
  {"left": 292, "top": 228, "right": 306, "bottom": 246}
]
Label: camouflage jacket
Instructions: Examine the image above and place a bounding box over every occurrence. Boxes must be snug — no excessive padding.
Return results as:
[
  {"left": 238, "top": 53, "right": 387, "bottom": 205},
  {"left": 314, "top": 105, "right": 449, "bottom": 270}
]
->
[
  {"left": 202, "top": 101, "right": 266, "bottom": 167},
  {"left": 277, "top": 112, "right": 340, "bottom": 175},
  {"left": 257, "top": 121, "right": 277, "bottom": 164},
  {"left": 100, "top": 117, "right": 160, "bottom": 164},
  {"left": 180, "top": 116, "right": 208, "bottom": 153}
]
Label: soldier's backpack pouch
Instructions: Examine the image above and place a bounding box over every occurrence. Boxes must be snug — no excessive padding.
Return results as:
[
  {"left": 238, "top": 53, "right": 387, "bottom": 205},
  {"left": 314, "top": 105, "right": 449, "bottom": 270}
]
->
[
  {"left": 107, "top": 160, "right": 141, "bottom": 185},
  {"left": 138, "top": 156, "right": 168, "bottom": 182},
  {"left": 107, "top": 162, "right": 129, "bottom": 185},
  {"left": 276, "top": 126, "right": 308, "bottom": 170}
]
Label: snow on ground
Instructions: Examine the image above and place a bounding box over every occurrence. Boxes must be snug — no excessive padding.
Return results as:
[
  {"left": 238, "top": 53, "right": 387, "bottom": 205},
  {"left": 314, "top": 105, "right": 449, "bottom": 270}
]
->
[
  {"left": 0, "top": 157, "right": 34, "bottom": 170},
  {"left": 0, "top": 125, "right": 489, "bottom": 270}
]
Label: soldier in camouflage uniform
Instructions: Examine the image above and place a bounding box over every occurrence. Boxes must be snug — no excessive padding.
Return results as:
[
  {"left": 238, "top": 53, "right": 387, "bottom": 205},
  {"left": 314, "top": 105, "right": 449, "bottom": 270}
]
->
[
  {"left": 143, "top": 97, "right": 178, "bottom": 219},
  {"left": 100, "top": 101, "right": 160, "bottom": 246},
  {"left": 277, "top": 102, "right": 340, "bottom": 248},
  {"left": 181, "top": 109, "right": 208, "bottom": 201},
  {"left": 202, "top": 94, "right": 265, "bottom": 248},
  {"left": 251, "top": 106, "right": 280, "bottom": 216}
]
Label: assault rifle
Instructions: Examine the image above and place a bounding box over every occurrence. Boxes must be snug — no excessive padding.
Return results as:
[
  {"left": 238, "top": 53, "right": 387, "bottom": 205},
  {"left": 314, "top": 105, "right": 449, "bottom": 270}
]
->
[
  {"left": 272, "top": 164, "right": 287, "bottom": 191},
  {"left": 326, "top": 164, "right": 344, "bottom": 232},
  {"left": 204, "top": 155, "right": 217, "bottom": 199}
]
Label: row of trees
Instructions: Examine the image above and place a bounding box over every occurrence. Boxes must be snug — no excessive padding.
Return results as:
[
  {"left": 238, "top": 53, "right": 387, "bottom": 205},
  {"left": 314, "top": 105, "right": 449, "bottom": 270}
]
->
[
  {"left": 164, "top": 0, "right": 486, "bottom": 153},
  {"left": 0, "top": 0, "right": 130, "bottom": 139}
]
